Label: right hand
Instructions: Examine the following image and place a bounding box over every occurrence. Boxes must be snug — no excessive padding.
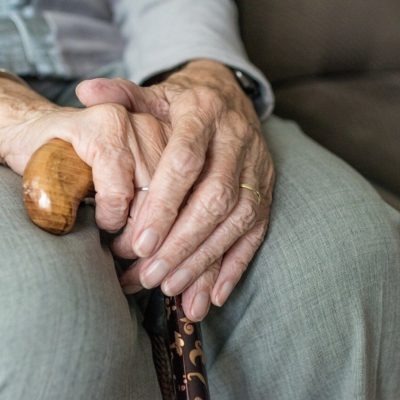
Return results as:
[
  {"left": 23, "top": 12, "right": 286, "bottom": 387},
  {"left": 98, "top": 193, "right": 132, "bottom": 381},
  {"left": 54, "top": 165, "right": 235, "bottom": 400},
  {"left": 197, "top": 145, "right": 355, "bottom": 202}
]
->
[{"left": 0, "top": 78, "right": 167, "bottom": 232}]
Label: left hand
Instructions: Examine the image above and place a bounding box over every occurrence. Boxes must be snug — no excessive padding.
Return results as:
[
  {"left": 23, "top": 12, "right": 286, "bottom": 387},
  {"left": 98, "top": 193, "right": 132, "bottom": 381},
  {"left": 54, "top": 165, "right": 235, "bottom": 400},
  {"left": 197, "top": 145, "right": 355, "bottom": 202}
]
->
[{"left": 77, "top": 60, "right": 275, "bottom": 321}]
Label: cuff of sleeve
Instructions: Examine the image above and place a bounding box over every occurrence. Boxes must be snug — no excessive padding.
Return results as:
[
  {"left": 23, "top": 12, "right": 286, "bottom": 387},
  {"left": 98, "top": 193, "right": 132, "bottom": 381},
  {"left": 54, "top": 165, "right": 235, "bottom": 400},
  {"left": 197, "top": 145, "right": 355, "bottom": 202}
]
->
[{"left": 126, "top": 48, "right": 274, "bottom": 121}]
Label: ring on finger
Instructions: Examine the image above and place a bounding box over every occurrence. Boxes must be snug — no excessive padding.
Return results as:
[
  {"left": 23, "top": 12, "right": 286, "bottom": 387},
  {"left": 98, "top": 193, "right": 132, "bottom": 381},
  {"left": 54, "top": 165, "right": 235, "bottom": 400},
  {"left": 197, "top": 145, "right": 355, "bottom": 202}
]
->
[
  {"left": 135, "top": 186, "right": 150, "bottom": 192},
  {"left": 239, "top": 183, "right": 261, "bottom": 205}
]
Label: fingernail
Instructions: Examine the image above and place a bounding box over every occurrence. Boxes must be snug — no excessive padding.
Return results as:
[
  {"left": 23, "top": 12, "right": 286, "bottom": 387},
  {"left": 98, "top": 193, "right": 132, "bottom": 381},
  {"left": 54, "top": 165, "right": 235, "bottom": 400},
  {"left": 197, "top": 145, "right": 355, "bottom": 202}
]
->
[
  {"left": 134, "top": 228, "right": 159, "bottom": 257},
  {"left": 122, "top": 285, "right": 143, "bottom": 295},
  {"left": 215, "top": 282, "right": 234, "bottom": 307},
  {"left": 141, "top": 259, "right": 169, "bottom": 289},
  {"left": 162, "top": 269, "right": 193, "bottom": 296},
  {"left": 191, "top": 292, "right": 210, "bottom": 321}
]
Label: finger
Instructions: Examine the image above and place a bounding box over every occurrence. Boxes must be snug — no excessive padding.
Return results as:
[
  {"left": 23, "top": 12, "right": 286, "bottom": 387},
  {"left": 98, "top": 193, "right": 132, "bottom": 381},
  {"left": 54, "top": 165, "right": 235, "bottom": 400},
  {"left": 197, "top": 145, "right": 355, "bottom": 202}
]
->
[
  {"left": 130, "top": 109, "right": 213, "bottom": 259},
  {"left": 111, "top": 190, "right": 149, "bottom": 259},
  {"left": 72, "top": 105, "right": 137, "bottom": 232},
  {"left": 120, "top": 263, "right": 143, "bottom": 294},
  {"left": 127, "top": 113, "right": 169, "bottom": 178},
  {"left": 160, "top": 188, "right": 260, "bottom": 296},
  {"left": 111, "top": 220, "right": 136, "bottom": 259},
  {"left": 76, "top": 78, "right": 169, "bottom": 120},
  {"left": 211, "top": 221, "right": 269, "bottom": 307},
  {"left": 91, "top": 150, "right": 135, "bottom": 232},
  {"left": 181, "top": 261, "right": 221, "bottom": 322},
  {"left": 111, "top": 114, "right": 167, "bottom": 258},
  {"left": 122, "top": 284, "right": 143, "bottom": 295},
  {"left": 207, "top": 137, "right": 274, "bottom": 305}
]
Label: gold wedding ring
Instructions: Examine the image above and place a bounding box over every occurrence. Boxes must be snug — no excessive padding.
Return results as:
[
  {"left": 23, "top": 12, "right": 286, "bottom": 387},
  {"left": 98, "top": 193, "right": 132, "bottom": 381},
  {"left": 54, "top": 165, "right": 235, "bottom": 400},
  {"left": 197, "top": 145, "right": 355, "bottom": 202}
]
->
[{"left": 239, "top": 183, "right": 262, "bottom": 205}]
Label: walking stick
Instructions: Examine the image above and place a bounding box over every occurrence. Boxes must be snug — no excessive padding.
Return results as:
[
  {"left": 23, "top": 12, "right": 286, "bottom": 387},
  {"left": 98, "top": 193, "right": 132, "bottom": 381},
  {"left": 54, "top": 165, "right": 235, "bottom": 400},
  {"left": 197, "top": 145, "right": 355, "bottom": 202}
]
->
[{"left": 22, "top": 139, "right": 210, "bottom": 400}]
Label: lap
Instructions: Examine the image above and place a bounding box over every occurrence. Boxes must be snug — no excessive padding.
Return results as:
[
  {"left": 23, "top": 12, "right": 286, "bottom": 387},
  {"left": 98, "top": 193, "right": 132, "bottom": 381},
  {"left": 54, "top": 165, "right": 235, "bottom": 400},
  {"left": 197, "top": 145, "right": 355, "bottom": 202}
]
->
[{"left": 204, "top": 116, "right": 400, "bottom": 399}]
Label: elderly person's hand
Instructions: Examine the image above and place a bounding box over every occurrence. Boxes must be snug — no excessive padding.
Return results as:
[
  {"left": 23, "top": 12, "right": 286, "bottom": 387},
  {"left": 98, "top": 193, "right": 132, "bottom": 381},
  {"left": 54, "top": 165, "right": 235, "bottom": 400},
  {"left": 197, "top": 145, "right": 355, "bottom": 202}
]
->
[
  {"left": 78, "top": 60, "right": 275, "bottom": 321},
  {"left": 0, "top": 77, "right": 166, "bottom": 232}
]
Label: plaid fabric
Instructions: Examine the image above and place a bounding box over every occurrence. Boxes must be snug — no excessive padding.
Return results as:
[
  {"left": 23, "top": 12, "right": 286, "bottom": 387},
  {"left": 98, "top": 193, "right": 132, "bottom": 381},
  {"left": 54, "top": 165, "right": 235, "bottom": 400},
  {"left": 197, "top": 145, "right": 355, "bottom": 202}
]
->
[
  {"left": 0, "top": 0, "right": 121, "bottom": 78},
  {"left": 0, "top": 11, "right": 65, "bottom": 76}
]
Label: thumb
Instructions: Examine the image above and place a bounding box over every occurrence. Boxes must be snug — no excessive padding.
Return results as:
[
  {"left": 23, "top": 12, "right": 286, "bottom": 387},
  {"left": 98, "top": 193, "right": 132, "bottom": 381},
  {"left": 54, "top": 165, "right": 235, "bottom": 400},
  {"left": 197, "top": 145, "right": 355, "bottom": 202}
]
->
[{"left": 76, "top": 78, "right": 169, "bottom": 119}]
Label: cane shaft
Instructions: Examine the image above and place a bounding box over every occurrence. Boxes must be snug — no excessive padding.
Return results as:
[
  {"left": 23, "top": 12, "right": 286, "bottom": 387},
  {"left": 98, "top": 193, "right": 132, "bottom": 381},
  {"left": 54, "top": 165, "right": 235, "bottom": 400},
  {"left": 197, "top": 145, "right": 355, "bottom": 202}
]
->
[{"left": 166, "top": 296, "right": 210, "bottom": 400}]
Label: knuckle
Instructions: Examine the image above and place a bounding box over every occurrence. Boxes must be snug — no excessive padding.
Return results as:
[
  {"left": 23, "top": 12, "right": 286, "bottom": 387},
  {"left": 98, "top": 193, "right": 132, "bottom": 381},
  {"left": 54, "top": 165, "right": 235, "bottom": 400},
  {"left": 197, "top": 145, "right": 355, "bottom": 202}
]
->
[
  {"left": 96, "top": 213, "right": 123, "bottom": 231},
  {"left": 169, "top": 141, "right": 204, "bottom": 180},
  {"left": 233, "top": 200, "right": 258, "bottom": 231},
  {"left": 209, "top": 261, "right": 222, "bottom": 274},
  {"left": 201, "top": 271, "right": 218, "bottom": 290},
  {"left": 93, "top": 138, "right": 131, "bottom": 161},
  {"left": 244, "top": 224, "right": 267, "bottom": 249},
  {"left": 169, "top": 235, "right": 195, "bottom": 258},
  {"left": 194, "top": 87, "right": 223, "bottom": 108},
  {"left": 86, "top": 104, "right": 131, "bottom": 151},
  {"left": 178, "top": 114, "right": 208, "bottom": 135},
  {"left": 197, "top": 247, "right": 217, "bottom": 269},
  {"left": 253, "top": 232, "right": 266, "bottom": 249},
  {"left": 197, "top": 181, "right": 237, "bottom": 220},
  {"left": 226, "top": 111, "right": 251, "bottom": 140},
  {"left": 104, "top": 103, "right": 128, "bottom": 118},
  {"left": 149, "top": 198, "right": 179, "bottom": 223},
  {"left": 96, "top": 192, "right": 130, "bottom": 219},
  {"left": 189, "top": 271, "right": 215, "bottom": 295},
  {"left": 232, "top": 258, "right": 248, "bottom": 276},
  {"left": 98, "top": 190, "right": 132, "bottom": 205},
  {"left": 93, "top": 103, "right": 128, "bottom": 126}
]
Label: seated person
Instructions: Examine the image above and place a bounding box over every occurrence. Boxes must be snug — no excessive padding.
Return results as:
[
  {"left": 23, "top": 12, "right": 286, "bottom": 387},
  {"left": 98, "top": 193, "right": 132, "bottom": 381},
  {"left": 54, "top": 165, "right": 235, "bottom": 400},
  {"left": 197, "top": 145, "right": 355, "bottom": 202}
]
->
[{"left": 0, "top": 1, "right": 399, "bottom": 399}]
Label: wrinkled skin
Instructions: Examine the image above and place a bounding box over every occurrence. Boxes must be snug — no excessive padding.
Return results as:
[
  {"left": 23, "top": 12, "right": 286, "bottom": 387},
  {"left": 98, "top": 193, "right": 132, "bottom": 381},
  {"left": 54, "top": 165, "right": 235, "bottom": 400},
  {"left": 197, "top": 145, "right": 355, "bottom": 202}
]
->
[
  {"left": 77, "top": 60, "right": 275, "bottom": 320},
  {"left": 0, "top": 80, "right": 166, "bottom": 232},
  {"left": 0, "top": 60, "right": 274, "bottom": 321}
]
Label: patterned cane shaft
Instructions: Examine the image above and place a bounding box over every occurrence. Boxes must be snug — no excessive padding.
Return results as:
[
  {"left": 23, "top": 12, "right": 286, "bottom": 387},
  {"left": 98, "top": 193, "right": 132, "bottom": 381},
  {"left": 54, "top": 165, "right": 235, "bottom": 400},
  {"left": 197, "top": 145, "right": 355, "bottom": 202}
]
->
[
  {"left": 165, "top": 295, "right": 210, "bottom": 400},
  {"left": 150, "top": 334, "right": 176, "bottom": 400}
]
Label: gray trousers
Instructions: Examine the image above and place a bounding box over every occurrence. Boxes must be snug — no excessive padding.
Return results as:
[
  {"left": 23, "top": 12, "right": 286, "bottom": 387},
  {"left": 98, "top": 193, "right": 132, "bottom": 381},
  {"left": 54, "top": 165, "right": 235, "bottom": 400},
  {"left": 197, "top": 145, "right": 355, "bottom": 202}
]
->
[{"left": 1, "top": 77, "right": 400, "bottom": 399}]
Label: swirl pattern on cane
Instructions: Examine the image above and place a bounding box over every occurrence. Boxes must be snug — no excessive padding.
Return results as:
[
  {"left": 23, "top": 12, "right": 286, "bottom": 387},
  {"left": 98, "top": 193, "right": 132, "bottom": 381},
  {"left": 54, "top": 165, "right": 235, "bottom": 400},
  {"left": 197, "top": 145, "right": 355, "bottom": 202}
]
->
[
  {"left": 180, "top": 317, "right": 195, "bottom": 335},
  {"left": 189, "top": 340, "right": 205, "bottom": 366}
]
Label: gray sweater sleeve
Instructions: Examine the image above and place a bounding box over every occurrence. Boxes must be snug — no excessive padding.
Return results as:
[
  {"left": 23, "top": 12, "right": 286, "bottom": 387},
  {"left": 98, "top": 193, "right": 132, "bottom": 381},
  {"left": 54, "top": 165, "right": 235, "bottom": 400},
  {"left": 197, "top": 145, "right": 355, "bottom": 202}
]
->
[{"left": 111, "top": 0, "right": 274, "bottom": 119}]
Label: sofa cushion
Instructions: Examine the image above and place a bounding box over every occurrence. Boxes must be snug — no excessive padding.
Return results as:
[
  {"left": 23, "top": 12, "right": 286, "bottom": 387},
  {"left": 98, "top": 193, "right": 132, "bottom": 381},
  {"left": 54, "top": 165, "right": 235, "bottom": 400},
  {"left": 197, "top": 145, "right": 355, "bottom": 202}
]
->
[
  {"left": 237, "top": 0, "right": 400, "bottom": 82},
  {"left": 273, "top": 72, "right": 400, "bottom": 199}
]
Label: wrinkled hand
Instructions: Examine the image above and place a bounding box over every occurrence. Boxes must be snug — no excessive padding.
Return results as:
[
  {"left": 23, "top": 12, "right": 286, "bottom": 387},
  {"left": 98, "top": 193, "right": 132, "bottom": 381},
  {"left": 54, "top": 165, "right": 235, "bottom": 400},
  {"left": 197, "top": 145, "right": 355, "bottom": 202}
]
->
[
  {"left": 77, "top": 60, "right": 275, "bottom": 321},
  {"left": 0, "top": 77, "right": 166, "bottom": 232}
]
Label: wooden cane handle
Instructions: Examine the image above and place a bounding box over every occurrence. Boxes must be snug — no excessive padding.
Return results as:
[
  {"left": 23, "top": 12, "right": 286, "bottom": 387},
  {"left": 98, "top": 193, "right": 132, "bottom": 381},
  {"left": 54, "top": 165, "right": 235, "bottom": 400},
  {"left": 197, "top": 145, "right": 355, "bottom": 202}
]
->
[{"left": 23, "top": 139, "right": 94, "bottom": 235}]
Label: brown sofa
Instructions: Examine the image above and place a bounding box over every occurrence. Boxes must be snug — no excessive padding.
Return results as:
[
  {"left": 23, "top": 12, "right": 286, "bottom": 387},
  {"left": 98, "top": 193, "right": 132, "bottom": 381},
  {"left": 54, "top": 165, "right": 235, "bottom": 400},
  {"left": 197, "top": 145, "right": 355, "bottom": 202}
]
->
[{"left": 237, "top": 0, "right": 400, "bottom": 210}]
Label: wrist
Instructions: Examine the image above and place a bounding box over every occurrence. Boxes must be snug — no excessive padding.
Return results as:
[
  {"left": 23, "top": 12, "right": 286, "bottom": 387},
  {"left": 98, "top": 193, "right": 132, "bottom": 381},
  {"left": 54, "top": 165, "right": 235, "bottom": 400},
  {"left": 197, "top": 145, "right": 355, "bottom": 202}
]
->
[
  {"left": 180, "top": 61, "right": 260, "bottom": 113},
  {"left": 0, "top": 77, "right": 59, "bottom": 124},
  {"left": 183, "top": 59, "right": 234, "bottom": 79},
  {"left": 0, "top": 78, "right": 59, "bottom": 163},
  {"left": 0, "top": 69, "right": 29, "bottom": 88},
  {"left": 166, "top": 59, "right": 241, "bottom": 97}
]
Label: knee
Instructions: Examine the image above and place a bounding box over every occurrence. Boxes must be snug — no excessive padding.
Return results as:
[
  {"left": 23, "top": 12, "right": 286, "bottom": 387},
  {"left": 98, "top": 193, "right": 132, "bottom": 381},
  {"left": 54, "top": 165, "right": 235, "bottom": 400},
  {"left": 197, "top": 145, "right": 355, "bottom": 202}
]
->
[
  {"left": 255, "top": 178, "right": 400, "bottom": 307},
  {"left": 1, "top": 217, "right": 130, "bottom": 334}
]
